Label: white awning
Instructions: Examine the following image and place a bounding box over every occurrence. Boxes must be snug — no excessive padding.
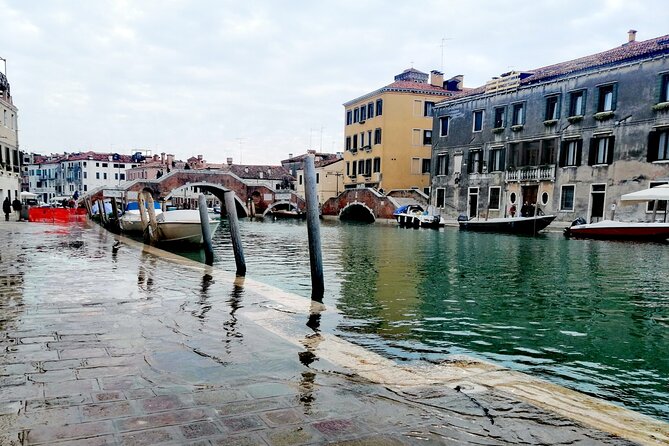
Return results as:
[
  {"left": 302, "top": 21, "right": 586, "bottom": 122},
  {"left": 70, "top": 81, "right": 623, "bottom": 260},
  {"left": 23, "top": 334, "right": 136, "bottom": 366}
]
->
[{"left": 620, "top": 184, "right": 669, "bottom": 204}]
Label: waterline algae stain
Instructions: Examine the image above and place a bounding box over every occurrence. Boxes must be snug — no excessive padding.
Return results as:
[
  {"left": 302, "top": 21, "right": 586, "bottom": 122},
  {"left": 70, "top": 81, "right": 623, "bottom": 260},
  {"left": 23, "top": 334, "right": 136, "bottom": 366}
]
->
[{"left": 205, "top": 220, "right": 669, "bottom": 421}]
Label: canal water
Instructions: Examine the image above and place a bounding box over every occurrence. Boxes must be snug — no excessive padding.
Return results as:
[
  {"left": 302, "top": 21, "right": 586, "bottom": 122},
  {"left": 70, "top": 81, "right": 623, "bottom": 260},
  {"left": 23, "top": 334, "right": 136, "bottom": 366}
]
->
[{"left": 178, "top": 219, "right": 669, "bottom": 421}]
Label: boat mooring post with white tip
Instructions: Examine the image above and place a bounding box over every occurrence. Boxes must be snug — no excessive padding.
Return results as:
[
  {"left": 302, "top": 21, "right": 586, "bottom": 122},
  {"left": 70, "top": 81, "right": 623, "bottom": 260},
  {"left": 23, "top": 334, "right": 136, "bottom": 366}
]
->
[
  {"left": 145, "top": 193, "right": 159, "bottom": 244},
  {"left": 224, "top": 190, "right": 246, "bottom": 276},
  {"left": 303, "top": 155, "right": 324, "bottom": 302},
  {"left": 198, "top": 194, "right": 214, "bottom": 265}
]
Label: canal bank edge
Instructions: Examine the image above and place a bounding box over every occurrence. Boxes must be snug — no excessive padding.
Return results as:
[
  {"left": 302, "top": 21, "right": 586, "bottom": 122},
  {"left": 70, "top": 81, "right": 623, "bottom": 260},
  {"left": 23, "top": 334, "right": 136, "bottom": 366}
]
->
[{"left": 113, "top": 227, "right": 668, "bottom": 445}]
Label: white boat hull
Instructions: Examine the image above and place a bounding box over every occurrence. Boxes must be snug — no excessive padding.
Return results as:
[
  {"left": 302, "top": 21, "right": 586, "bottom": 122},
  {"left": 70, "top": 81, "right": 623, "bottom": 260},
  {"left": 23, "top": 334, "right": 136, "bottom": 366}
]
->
[{"left": 156, "top": 210, "right": 220, "bottom": 244}]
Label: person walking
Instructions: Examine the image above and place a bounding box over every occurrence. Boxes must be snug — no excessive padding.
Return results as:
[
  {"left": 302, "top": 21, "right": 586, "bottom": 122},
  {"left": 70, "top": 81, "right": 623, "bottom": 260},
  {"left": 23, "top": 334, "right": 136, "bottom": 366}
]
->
[
  {"left": 3, "top": 197, "right": 10, "bottom": 221},
  {"left": 12, "top": 197, "right": 22, "bottom": 221}
]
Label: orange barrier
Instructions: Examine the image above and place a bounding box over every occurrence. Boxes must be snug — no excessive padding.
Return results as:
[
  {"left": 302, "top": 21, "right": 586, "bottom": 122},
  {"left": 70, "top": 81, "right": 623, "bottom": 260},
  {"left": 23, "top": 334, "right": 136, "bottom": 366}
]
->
[{"left": 28, "top": 207, "right": 88, "bottom": 223}]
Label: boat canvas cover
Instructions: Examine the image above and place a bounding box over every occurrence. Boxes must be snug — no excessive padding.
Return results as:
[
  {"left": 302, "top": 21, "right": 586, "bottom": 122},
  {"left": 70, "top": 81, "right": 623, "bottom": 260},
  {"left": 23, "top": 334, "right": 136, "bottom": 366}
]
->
[
  {"left": 393, "top": 204, "right": 424, "bottom": 216},
  {"left": 620, "top": 184, "right": 669, "bottom": 204}
]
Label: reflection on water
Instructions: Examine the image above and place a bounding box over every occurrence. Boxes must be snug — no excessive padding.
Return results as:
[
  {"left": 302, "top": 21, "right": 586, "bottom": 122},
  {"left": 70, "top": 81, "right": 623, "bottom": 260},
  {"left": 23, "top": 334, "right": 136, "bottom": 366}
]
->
[{"left": 204, "top": 219, "right": 669, "bottom": 421}]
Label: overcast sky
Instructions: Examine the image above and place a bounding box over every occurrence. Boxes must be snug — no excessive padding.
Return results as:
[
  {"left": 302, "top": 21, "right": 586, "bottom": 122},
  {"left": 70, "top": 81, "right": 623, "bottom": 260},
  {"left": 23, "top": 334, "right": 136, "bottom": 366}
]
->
[{"left": 2, "top": 0, "right": 668, "bottom": 165}]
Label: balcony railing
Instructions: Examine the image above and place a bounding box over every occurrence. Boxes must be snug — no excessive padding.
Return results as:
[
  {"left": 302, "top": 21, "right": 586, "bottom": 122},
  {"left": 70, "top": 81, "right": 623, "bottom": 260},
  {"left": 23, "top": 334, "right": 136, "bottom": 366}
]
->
[{"left": 505, "top": 165, "right": 555, "bottom": 182}]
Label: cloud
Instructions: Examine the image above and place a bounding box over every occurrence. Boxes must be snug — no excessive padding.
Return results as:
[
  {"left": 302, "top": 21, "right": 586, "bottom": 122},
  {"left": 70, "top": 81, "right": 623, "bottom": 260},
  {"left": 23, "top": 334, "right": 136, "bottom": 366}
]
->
[{"left": 1, "top": 0, "right": 668, "bottom": 165}]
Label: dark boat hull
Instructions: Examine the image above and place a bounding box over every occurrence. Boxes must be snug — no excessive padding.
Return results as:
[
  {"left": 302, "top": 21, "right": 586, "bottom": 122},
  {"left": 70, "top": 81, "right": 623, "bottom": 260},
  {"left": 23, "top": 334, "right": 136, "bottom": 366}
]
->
[{"left": 458, "top": 215, "right": 556, "bottom": 235}]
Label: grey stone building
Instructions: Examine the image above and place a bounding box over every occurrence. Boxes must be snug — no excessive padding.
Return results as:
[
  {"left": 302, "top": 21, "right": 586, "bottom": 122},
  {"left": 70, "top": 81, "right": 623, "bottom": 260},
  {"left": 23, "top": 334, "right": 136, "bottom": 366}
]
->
[{"left": 431, "top": 31, "right": 669, "bottom": 224}]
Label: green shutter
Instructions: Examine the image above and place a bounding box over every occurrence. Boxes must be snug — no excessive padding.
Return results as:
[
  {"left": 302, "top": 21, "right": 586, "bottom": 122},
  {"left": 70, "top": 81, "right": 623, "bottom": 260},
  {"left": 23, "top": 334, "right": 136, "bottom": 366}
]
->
[
  {"left": 648, "top": 131, "right": 659, "bottom": 162},
  {"left": 576, "top": 140, "right": 583, "bottom": 166},
  {"left": 594, "top": 87, "right": 601, "bottom": 113},
  {"left": 607, "top": 136, "right": 615, "bottom": 164},
  {"left": 588, "top": 138, "right": 597, "bottom": 166},
  {"left": 500, "top": 148, "right": 506, "bottom": 170},
  {"left": 581, "top": 90, "right": 588, "bottom": 115},
  {"left": 611, "top": 84, "right": 618, "bottom": 111}
]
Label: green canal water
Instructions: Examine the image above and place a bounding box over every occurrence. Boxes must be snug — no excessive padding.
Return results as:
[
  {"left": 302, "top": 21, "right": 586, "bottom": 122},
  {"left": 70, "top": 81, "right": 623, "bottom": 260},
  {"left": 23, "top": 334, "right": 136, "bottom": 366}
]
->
[{"left": 184, "top": 219, "right": 669, "bottom": 421}]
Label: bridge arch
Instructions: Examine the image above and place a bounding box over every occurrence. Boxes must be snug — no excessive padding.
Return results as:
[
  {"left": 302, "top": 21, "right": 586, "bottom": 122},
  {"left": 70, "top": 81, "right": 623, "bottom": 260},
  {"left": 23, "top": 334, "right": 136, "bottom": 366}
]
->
[
  {"left": 164, "top": 182, "right": 247, "bottom": 218},
  {"left": 339, "top": 201, "right": 375, "bottom": 223},
  {"left": 263, "top": 200, "right": 299, "bottom": 217}
]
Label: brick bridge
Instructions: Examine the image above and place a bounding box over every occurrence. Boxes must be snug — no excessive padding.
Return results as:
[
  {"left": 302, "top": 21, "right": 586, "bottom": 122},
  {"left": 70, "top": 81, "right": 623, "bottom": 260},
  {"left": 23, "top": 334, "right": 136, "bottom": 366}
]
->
[
  {"left": 88, "top": 170, "right": 304, "bottom": 218},
  {"left": 321, "top": 188, "right": 428, "bottom": 222}
]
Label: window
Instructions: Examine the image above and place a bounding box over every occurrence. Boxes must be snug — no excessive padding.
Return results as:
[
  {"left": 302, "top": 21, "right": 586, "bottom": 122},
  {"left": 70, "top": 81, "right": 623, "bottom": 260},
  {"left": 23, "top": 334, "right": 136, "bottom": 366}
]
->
[
  {"left": 589, "top": 136, "right": 614, "bottom": 165},
  {"left": 436, "top": 188, "right": 445, "bottom": 207},
  {"left": 102, "top": 163, "right": 108, "bottom": 167},
  {"left": 493, "top": 107, "right": 505, "bottom": 128},
  {"left": 424, "top": 101, "right": 435, "bottom": 117},
  {"left": 660, "top": 74, "right": 669, "bottom": 103},
  {"left": 376, "top": 99, "right": 383, "bottom": 116},
  {"left": 488, "top": 187, "right": 501, "bottom": 210},
  {"left": 353, "top": 108, "right": 359, "bottom": 123},
  {"left": 360, "top": 106, "right": 367, "bottom": 121},
  {"left": 352, "top": 134, "right": 358, "bottom": 149},
  {"left": 436, "top": 153, "right": 448, "bottom": 176},
  {"left": 489, "top": 147, "right": 505, "bottom": 172},
  {"left": 316, "top": 173, "right": 320, "bottom": 184},
  {"left": 103, "top": 173, "right": 107, "bottom": 180},
  {"left": 365, "top": 159, "right": 372, "bottom": 176},
  {"left": 560, "top": 185, "right": 575, "bottom": 211},
  {"left": 299, "top": 174, "right": 303, "bottom": 185},
  {"left": 373, "top": 157, "right": 381, "bottom": 173},
  {"left": 422, "top": 159, "right": 431, "bottom": 174},
  {"left": 569, "top": 90, "right": 586, "bottom": 116},
  {"left": 560, "top": 140, "right": 582, "bottom": 167},
  {"left": 346, "top": 137, "right": 351, "bottom": 151},
  {"left": 545, "top": 95, "right": 560, "bottom": 120},
  {"left": 368, "top": 103, "right": 374, "bottom": 119},
  {"left": 540, "top": 139, "right": 557, "bottom": 165},
  {"left": 647, "top": 181, "right": 668, "bottom": 212},
  {"left": 412, "top": 129, "right": 422, "bottom": 145},
  {"left": 467, "top": 150, "right": 482, "bottom": 174},
  {"left": 346, "top": 110, "right": 352, "bottom": 125},
  {"left": 423, "top": 130, "right": 432, "bottom": 145},
  {"left": 473, "top": 110, "right": 483, "bottom": 132},
  {"left": 512, "top": 103, "right": 524, "bottom": 125},
  {"left": 410, "top": 157, "right": 421, "bottom": 174},
  {"left": 96, "top": 172, "right": 100, "bottom": 179},
  {"left": 648, "top": 129, "right": 669, "bottom": 162},
  {"left": 520, "top": 140, "right": 540, "bottom": 166},
  {"left": 374, "top": 128, "right": 382, "bottom": 145},
  {"left": 439, "top": 116, "right": 449, "bottom": 136},
  {"left": 351, "top": 161, "right": 357, "bottom": 177},
  {"left": 367, "top": 130, "right": 372, "bottom": 147},
  {"left": 346, "top": 162, "right": 350, "bottom": 176},
  {"left": 597, "top": 84, "right": 616, "bottom": 112},
  {"left": 360, "top": 132, "right": 365, "bottom": 147}
]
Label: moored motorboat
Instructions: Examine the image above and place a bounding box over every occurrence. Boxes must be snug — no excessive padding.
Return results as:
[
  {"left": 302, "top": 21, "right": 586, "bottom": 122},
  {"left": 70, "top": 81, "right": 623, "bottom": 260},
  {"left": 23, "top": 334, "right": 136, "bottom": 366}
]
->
[
  {"left": 563, "top": 219, "right": 669, "bottom": 242},
  {"left": 119, "top": 201, "right": 163, "bottom": 234},
  {"left": 458, "top": 214, "right": 556, "bottom": 235},
  {"left": 155, "top": 209, "right": 220, "bottom": 244},
  {"left": 268, "top": 209, "right": 306, "bottom": 220},
  {"left": 394, "top": 205, "right": 444, "bottom": 229}
]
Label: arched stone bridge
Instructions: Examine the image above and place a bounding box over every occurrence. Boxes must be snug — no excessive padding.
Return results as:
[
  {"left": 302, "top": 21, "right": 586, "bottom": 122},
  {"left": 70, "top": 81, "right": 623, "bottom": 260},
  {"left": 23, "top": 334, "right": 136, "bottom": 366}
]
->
[
  {"left": 321, "top": 188, "right": 428, "bottom": 222},
  {"left": 89, "top": 169, "right": 304, "bottom": 217}
]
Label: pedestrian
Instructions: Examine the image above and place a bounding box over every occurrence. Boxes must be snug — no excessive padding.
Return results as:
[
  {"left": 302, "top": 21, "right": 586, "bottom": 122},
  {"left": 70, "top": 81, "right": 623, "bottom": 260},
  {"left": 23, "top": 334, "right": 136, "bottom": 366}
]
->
[
  {"left": 3, "top": 197, "right": 10, "bottom": 221},
  {"left": 12, "top": 197, "right": 22, "bottom": 221}
]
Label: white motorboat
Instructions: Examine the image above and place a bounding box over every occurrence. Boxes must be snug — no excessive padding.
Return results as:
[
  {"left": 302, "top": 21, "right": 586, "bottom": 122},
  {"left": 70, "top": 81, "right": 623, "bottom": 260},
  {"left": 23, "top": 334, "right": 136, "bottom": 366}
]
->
[
  {"left": 119, "top": 201, "right": 163, "bottom": 234},
  {"left": 394, "top": 204, "right": 444, "bottom": 229},
  {"left": 155, "top": 209, "right": 220, "bottom": 244}
]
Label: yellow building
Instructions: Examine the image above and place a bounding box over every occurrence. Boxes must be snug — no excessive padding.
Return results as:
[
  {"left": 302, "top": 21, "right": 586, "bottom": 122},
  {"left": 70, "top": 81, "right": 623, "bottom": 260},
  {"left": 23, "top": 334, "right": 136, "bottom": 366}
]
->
[
  {"left": 296, "top": 157, "right": 345, "bottom": 204},
  {"left": 342, "top": 68, "right": 461, "bottom": 194}
]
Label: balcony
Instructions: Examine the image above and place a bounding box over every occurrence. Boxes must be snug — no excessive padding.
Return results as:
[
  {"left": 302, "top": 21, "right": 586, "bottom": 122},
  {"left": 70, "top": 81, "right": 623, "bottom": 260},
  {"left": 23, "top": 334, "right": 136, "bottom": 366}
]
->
[{"left": 505, "top": 165, "right": 555, "bottom": 182}]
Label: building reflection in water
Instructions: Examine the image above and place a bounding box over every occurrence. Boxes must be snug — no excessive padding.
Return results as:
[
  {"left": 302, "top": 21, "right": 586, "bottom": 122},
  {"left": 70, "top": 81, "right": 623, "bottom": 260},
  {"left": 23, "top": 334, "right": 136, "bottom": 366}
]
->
[{"left": 0, "top": 272, "right": 24, "bottom": 333}]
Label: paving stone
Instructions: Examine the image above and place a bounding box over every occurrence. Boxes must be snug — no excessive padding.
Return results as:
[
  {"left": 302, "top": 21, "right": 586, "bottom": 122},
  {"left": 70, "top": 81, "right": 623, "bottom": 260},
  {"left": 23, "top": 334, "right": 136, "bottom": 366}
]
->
[
  {"left": 220, "top": 414, "right": 266, "bottom": 433},
  {"left": 92, "top": 391, "right": 125, "bottom": 403},
  {"left": 59, "top": 348, "right": 109, "bottom": 360},
  {"left": 83, "top": 355, "right": 139, "bottom": 368},
  {"left": 77, "top": 365, "right": 137, "bottom": 379},
  {"left": 27, "top": 394, "right": 92, "bottom": 411},
  {"left": 119, "top": 427, "right": 177, "bottom": 446},
  {"left": 0, "top": 375, "right": 26, "bottom": 387},
  {"left": 0, "top": 383, "right": 43, "bottom": 401},
  {"left": 0, "top": 362, "right": 40, "bottom": 374},
  {"left": 50, "top": 434, "right": 117, "bottom": 445},
  {"left": 99, "top": 376, "right": 153, "bottom": 391},
  {"left": 180, "top": 420, "right": 221, "bottom": 439},
  {"left": 28, "top": 369, "right": 77, "bottom": 383},
  {"left": 312, "top": 418, "right": 363, "bottom": 440},
  {"left": 328, "top": 436, "right": 408, "bottom": 446},
  {"left": 245, "top": 383, "right": 297, "bottom": 399},
  {"left": 210, "top": 432, "right": 268, "bottom": 445},
  {"left": 124, "top": 388, "right": 156, "bottom": 400},
  {"left": 264, "top": 425, "right": 322, "bottom": 446},
  {"left": 215, "top": 397, "right": 288, "bottom": 416},
  {"left": 260, "top": 408, "right": 304, "bottom": 427},
  {"left": 192, "top": 388, "right": 250, "bottom": 405},
  {"left": 20, "top": 336, "right": 57, "bottom": 344},
  {"left": 81, "top": 401, "right": 135, "bottom": 421},
  {"left": 115, "top": 408, "right": 210, "bottom": 432},
  {"left": 141, "top": 394, "right": 189, "bottom": 413},
  {"left": 5, "top": 350, "right": 59, "bottom": 362},
  {"left": 25, "top": 420, "right": 115, "bottom": 444},
  {"left": 42, "top": 359, "right": 83, "bottom": 371},
  {"left": 43, "top": 378, "right": 100, "bottom": 398}
]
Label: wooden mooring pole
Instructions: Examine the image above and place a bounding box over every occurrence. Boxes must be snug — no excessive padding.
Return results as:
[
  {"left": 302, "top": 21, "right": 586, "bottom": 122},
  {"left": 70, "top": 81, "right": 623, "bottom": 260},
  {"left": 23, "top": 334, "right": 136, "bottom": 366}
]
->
[
  {"left": 303, "top": 155, "right": 324, "bottom": 302},
  {"left": 224, "top": 191, "right": 246, "bottom": 276},
  {"left": 198, "top": 194, "right": 214, "bottom": 266}
]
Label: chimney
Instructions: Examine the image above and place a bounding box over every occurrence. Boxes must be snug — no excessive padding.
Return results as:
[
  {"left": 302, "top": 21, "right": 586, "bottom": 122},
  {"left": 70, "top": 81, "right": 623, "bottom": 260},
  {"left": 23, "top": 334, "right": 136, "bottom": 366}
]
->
[
  {"left": 430, "top": 70, "right": 444, "bottom": 88},
  {"left": 628, "top": 29, "right": 637, "bottom": 43},
  {"left": 161, "top": 152, "right": 165, "bottom": 164},
  {"left": 197, "top": 154, "right": 203, "bottom": 161},
  {"left": 445, "top": 75, "right": 464, "bottom": 92},
  {"left": 226, "top": 157, "right": 233, "bottom": 166}
]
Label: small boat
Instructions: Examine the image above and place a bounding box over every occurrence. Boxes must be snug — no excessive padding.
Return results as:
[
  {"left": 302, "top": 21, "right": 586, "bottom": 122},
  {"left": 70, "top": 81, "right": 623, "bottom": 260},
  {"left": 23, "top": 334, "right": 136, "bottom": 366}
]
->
[
  {"left": 394, "top": 205, "right": 444, "bottom": 229},
  {"left": 155, "top": 209, "right": 220, "bottom": 244},
  {"left": 268, "top": 209, "right": 306, "bottom": 220},
  {"left": 564, "top": 219, "right": 669, "bottom": 242},
  {"left": 119, "top": 201, "right": 163, "bottom": 234},
  {"left": 564, "top": 184, "right": 669, "bottom": 242},
  {"left": 458, "top": 214, "right": 556, "bottom": 235}
]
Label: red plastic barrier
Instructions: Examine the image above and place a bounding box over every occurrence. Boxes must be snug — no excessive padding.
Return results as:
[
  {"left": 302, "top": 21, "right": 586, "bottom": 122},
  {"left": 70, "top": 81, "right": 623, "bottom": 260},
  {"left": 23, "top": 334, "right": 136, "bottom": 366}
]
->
[{"left": 28, "top": 207, "right": 88, "bottom": 223}]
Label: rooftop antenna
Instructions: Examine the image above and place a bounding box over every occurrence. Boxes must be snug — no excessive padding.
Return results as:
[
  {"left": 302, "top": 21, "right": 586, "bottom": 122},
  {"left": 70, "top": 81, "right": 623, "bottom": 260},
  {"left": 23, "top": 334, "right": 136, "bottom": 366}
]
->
[{"left": 440, "top": 37, "right": 454, "bottom": 72}]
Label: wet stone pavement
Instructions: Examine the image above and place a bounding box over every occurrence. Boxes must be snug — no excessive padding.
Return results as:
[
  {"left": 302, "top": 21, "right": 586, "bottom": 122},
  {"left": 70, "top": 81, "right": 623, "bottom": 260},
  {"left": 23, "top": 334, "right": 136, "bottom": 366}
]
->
[{"left": 0, "top": 221, "right": 643, "bottom": 445}]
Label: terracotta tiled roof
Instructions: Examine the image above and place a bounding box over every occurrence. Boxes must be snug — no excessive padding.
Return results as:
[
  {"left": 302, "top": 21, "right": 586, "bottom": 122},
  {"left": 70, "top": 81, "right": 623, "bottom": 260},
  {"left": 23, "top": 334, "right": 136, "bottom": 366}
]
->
[
  {"left": 438, "top": 34, "right": 669, "bottom": 103},
  {"left": 228, "top": 164, "right": 292, "bottom": 180},
  {"left": 314, "top": 158, "right": 344, "bottom": 168},
  {"left": 280, "top": 152, "right": 340, "bottom": 164},
  {"left": 382, "top": 80, "right": 454, "bottom": 94},
  {"left": 28, "top": 151, "right": 137, "bottom": 165}
]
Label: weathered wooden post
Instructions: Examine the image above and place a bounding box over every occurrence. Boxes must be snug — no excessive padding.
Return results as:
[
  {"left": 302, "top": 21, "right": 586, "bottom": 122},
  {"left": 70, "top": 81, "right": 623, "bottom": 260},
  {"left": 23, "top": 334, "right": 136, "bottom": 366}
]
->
[
  {"left": 145, "top": 193, "right": 159, "bottom": 244},
  {"left": 224, "top": 191, "right": 246, "bottom": 276},
  {"left": 97, "top": 199, "right": 106, "bottom": 224},
  {"left": 303, "top": 155, "right": 324, "bottom": 302},
  {"left": 198, "top": 194, "right": 214, "bottom": 265}
]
